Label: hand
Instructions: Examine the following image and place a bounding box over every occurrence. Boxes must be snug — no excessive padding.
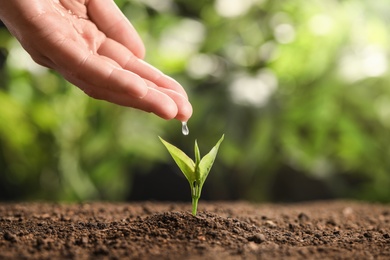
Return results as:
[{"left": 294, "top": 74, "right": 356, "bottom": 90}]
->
[{"left": 0, "top": 0, "right": 192, "bottom": 121}]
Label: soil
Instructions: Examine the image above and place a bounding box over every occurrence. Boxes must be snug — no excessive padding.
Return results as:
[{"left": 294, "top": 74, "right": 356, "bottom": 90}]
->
[{"left": 0, "top": 200, "right": 389, "bottom": 259}]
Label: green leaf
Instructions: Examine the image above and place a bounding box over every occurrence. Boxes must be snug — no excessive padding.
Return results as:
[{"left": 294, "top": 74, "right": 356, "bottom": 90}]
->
[
  {"left": 159, "top": 136, "right": 195, "bottom": 183},
  {"left": 198, "top": 134, "right": 224, "bottom": 184},
  {"left": 194, "top": 139, "right": 201, "bottom": 168}
]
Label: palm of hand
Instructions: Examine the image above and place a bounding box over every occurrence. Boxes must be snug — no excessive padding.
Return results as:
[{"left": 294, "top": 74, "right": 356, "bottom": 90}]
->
[{"left": 4, "top": 0, "right": 192, "bottom": 120}]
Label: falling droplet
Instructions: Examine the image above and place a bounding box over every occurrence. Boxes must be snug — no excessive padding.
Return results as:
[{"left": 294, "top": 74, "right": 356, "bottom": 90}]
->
[{"left": 181, "top": 121, "right": 189, "bottom": 136}]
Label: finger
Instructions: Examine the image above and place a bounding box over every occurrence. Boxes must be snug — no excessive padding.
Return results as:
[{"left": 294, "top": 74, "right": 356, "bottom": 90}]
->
[
  {"left": 86, "top": 0, "right": 145, "bottom": 59},
  {"left": 125, "top": 87, "right": 179, "bottom": 120},
  {"left": 48, "top": 37, "right": 148, "bottom": 98},
  {"left": 79, "top": 81, "right": 180, "bottom": 120},
  {"left": 145, "top": 80, "right": 193, "bottom": 121},
  {"left": 157, "top": 89, "right": 193, "bottom": 121},
  {"left": 98, "top": 38, "right": 189, "bottom": 99}
]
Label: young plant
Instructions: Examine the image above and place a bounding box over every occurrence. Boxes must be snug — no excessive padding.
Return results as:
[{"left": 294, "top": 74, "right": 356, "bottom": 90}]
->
[{"left": 159, "top": 135, "right": 224, "bottom": 216}]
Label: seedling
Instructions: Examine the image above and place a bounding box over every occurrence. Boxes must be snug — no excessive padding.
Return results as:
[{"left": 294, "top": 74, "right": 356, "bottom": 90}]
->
[{"left": 159, "top": 135, "right": 224, "bottom": 216}]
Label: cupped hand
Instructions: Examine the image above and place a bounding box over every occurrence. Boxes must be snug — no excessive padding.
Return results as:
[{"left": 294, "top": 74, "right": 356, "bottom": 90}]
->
[{"left": 0, "top": 0, "right": 192, "bottom": 121}]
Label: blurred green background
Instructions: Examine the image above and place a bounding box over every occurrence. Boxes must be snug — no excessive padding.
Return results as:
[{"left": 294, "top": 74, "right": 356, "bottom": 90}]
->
[{"left": 1, "top": 0, "right": 389, "bottom": 203}]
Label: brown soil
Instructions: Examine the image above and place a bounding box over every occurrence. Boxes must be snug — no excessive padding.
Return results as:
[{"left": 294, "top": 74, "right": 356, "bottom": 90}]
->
[{"left": 0, "top": 201, "right": 389, "bottom": 259}]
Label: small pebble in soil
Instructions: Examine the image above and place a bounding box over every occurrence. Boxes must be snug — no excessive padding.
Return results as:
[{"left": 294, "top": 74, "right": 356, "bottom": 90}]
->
[
  {"left": 298, "top": 213, "right": 310, "bottom": 222},
  {"left": 289, "top": 223, "right": 298, "bottom": 231},
  {"left": 3, "top": 232, "right": 18, "bottom": 243},
  {"left": 265, "top": 220, "right": 277, "bottom": 228},
  {"left": 363, "top": 232, "right": 372, "bottom": 238},
  {"left": 247, "top": 233, "right": 266, "bottom": 244},
  {"left": 94, "top": 245, "right": 109, "bottom": 256},
  {"left": 342, "top": 207, "right": 354, "bottom": 217}
]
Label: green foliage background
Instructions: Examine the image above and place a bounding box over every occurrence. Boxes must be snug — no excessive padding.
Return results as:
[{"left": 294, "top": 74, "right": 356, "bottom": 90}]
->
[{"left": 0, "top": 0, "right": 389, "bottom": 202}]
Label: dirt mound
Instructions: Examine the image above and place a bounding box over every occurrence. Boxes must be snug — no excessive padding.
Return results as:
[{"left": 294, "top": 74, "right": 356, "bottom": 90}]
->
[{"left": 127, "top": 211, "right": 262, "bottom": 258}]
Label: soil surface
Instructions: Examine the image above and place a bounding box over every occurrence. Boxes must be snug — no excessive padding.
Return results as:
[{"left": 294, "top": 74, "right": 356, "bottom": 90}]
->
[{"left": 0, "top": 200, "right": 389, "bottom": 259}]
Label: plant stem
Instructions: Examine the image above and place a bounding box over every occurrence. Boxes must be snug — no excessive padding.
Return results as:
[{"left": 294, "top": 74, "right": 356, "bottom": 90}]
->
[{"left": 192, "top": 197, "right": 198, "bottom": 216}]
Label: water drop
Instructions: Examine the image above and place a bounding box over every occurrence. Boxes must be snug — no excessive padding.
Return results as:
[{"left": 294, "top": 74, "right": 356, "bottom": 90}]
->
[{"left": 181, "top": 121, "right": 189, "bottom": 136}]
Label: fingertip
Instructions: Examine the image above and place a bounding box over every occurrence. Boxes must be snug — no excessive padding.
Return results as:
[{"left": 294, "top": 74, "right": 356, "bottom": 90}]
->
[
  {"left": 141, "top": 87, "right": 178, "bottom": 120},
  {"left": 175, "top": 102, "right": 193, "bottom": 122},
  {"left": 149, "top": 86, "right": 192, "bottom": 121},
  {"left": 157, "top": 103, "right": 179, "bottom": 120},
  {"left": 165, "top": 76, "right": 189, "bottom": 99}
]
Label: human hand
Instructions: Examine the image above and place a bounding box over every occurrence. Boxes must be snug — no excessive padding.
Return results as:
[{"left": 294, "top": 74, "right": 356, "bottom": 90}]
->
[{"left": 0, "top": 0, "right": 192, "bottom": 121}]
